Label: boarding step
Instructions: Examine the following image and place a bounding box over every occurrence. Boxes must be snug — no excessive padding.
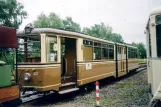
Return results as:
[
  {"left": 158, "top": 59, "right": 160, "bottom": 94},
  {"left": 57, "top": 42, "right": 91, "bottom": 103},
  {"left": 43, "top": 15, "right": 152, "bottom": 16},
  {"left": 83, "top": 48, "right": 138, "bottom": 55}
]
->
[
  {"left": 60, "top": 82, "right": 76, "bottom": 91},
  {"left": 61, "top": 76, "right": 76, "bottom": 83},
  {"left": 61, "top": 82, "right": 75, "bottom": 87},
  {"left": 59, "top": 88, "right": 79, "bottom": 94}
]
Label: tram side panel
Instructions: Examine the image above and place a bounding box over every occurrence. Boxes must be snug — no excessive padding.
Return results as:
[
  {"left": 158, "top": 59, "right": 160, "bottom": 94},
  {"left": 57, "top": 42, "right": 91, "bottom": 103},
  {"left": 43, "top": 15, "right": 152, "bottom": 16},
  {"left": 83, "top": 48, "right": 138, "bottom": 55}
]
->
[
  {"left": 77, "top": 61, "right": 116, "bottom": 86},
  {"left": 17, "top": 64, "right": 61, "bottom": 92},
  {"left": 128, "top": 59, "right": 139, "bottom": 72}
]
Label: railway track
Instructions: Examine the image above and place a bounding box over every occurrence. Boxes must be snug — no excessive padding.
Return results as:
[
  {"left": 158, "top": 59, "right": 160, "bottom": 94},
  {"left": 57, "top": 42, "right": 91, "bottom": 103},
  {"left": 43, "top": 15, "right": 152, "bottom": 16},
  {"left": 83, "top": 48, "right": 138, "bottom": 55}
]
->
[
  {"left": 21, "top": 91, "right": 55, "bottom": 103},
  {"left": 21, "top": 66, "right": 147, "bottom": 105}
]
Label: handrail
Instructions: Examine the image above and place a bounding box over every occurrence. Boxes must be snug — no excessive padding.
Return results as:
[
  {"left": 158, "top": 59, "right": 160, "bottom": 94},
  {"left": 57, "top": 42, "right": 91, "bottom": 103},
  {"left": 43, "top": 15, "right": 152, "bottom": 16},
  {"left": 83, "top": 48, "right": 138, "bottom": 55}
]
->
[
  {"left": 65, "top": 58, "right": 67, "bottom": 74},
  {"left": 74, "top": 59, "right": 76, "bottom": 72}
]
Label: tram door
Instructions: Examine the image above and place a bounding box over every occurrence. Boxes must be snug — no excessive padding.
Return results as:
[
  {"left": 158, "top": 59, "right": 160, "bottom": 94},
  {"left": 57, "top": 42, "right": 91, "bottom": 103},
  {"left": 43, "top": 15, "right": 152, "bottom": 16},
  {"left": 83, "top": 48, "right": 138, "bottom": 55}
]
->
[
  {"left": 122, "top": 47, "right": 127, "bottom": 73},
  {"left": 118, "top": 46, "right": 126, "bottom": 76},
  {"left": 120, "top": 47, "right": 124, "bottom": 72},
  {"left": 61, "top": 37, "right": 77, "bottom": 83}
]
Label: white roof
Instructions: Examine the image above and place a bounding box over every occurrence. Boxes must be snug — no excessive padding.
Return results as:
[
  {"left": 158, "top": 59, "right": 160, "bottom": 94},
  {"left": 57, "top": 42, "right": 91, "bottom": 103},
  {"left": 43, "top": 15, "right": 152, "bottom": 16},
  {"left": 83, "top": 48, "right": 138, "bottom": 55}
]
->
[
  {"left": 150, "top": 6, "right": 161, "bottom": 15},
  {"left": 146, "top": 7, "right": 161, "bottom": 29}
]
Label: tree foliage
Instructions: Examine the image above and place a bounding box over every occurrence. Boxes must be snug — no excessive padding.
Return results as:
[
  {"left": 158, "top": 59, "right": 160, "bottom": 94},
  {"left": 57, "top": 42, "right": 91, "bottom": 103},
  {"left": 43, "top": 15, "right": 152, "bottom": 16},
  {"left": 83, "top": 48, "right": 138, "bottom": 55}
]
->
[
  {"left": 0, "top": 0, "right": 27, "bottom": 28},
  {"left": 34, "top": 13, "right": 124, "bottom": 43},
  {"left": 132, "top": 42, "right": 146, "bottom": 58},
  {"left": 83, "top": 23, "right": 123, "bottom": 43},
  {"left": 63, "top": 17, "right": 81, "bottom": 32},
  {"left": 33, "top": 13, "right": 81, "bottom": 32},
  {"left": 34, "top": 12, "right": 64, "bottom": 28}
]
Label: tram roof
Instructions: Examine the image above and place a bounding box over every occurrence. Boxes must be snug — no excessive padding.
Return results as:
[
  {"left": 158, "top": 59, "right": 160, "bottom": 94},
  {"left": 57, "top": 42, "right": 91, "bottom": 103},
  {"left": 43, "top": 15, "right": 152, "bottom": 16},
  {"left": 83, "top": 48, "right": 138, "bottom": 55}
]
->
[
  {"left": 17, "top": 28, "right": 136, "bottom": 48},
  {"left": 146, "top": 6, "right": 161, "bottom": 29},
  {"left": 150, "top": 6, "right": 161, "bottom": 16},
  {"left": 17, "top": 28, "right": 115, "bottom": 44}
]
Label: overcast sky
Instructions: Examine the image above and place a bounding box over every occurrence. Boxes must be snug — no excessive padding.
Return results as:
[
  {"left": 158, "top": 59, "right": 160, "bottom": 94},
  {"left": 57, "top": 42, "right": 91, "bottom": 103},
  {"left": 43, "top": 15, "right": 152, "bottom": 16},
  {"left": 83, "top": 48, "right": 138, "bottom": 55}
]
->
[{"left": 17, "top": 0, "right": 160, "bottom": 44}]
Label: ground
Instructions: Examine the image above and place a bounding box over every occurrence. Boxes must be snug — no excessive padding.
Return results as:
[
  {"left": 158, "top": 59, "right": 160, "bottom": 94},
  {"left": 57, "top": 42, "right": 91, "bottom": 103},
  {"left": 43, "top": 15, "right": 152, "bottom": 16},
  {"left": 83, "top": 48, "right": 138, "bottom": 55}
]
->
[{"left": 22, "top": 68, "right": 149, "bottom": 107}]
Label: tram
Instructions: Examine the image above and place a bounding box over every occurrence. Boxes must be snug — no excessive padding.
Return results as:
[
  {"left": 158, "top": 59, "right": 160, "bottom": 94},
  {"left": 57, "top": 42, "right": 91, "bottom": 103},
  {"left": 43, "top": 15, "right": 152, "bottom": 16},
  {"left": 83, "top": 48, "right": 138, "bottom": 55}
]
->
[
  {"left": 0, "top": 27, "right": 21, "bottom": 106},
  {"left": 17, "top": 24, "right": 139, "bottom": 94},
  {"left": 146, "top": 7, "right": 161, "bottom": 106}
]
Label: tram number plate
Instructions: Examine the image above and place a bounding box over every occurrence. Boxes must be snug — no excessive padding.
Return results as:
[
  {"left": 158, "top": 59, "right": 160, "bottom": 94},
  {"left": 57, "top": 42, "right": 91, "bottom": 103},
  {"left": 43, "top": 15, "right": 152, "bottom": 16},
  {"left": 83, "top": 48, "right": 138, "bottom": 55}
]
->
[
  {"left": 33, "top": 72, "right": 38, "bottom": 75},
  {"left": 86, "top": 63, "right": 92, "bottom": 70}
]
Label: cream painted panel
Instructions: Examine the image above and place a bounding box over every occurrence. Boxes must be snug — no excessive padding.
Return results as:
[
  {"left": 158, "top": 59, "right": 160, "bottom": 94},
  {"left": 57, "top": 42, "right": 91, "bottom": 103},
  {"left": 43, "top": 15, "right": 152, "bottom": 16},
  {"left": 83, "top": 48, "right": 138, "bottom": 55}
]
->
[
  {"left": 150, "top": 15, "right": 157, "bottom": 57},
  {"left": 40, "top": 33, "right": 46, "bottom": 63},
  {"left": 77, "top": 38, "right": 83, "bottom": 62},
  {"left": 146, "top": 29, "right": 150, "bottom": 58},
  {"left": 57, "top": 36, "right": 61, "bottom": 63},
  {"left": 151, "top": 60, "right": 161, "bottom": 95}
]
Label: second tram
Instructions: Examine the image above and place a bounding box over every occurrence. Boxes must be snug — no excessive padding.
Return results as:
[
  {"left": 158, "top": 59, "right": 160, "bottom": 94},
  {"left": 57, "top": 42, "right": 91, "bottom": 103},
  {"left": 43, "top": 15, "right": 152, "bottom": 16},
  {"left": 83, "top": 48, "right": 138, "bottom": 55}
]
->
[{"left": 146, "top": 6, "right": 161, "bottom": 106}]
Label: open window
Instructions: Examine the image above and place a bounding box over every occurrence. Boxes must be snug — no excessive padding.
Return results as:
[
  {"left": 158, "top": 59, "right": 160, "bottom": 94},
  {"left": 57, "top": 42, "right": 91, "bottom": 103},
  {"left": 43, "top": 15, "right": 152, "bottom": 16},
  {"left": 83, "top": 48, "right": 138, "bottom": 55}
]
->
[
  {"left": 17, "top": 35, "right": 41, "bottom": 63},
  {"left": 102, "top": 44, "right": 108, "bottom": 60},
  {"left": 109, "top": 44, "right": 114, "bottom": 60},
  {"left": 94, "top": 42, "right": 101, "bottom": 60}
]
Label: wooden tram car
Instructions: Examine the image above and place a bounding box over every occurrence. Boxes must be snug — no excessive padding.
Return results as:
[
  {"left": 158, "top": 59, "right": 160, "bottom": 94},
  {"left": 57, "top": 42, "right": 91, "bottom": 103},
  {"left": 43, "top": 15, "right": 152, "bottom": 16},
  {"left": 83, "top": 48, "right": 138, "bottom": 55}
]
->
[
  {"left": 17, "top": 24, "right": 139, "bottom": 94},
  {"left": 0, "top": 27, "right": 21, "bottom": 106}
]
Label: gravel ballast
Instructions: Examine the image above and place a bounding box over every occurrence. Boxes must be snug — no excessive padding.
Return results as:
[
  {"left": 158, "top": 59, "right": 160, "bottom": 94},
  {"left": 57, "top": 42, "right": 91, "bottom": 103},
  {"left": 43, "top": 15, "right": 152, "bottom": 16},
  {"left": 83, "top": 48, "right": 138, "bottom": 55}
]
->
[{"left": 23, "top": 68, "right": 149, "bottom": 107}]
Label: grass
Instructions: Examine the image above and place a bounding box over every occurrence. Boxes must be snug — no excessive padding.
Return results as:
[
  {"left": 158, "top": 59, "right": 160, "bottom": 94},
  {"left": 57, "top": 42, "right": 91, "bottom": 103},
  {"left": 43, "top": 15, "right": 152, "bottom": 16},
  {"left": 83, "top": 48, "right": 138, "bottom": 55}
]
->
[{"left": 138, "top": 59, "right": 147, "bottom": 64}]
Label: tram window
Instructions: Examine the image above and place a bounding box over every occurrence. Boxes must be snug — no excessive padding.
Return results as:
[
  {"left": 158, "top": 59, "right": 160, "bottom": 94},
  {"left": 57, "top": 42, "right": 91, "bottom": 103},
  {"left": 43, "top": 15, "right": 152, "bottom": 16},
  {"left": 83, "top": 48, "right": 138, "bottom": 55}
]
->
[
  {"left": 128, "top": 48, "right": 131, "bottom": 58},
  {"left": 93, "top": 42, "right": 102, "bottom": 60},
  {"left": 94, "top": 47, "right": 101, "bottom": 60},
  {"left": 83, "top": 40, "right": 93, "bottom": 46},
  {"left": 109, "top": 49, "right": 114, "bottom": 59},
  {"left": 156, "top": 24, "right": 161, "bottom": 57},
  {"left": 117, "top": 47, "right": 121, "bottom": 54},
  {"left": 17, "top": 36, "right": 41, "bottom": 63},
  {"left": 27, "top": 39, "right": 41, "bottom": 57},
  {"left": 102, "top": 48, "right": 108, "bottom": 59},
  {"left": 17, "top": 38, "right": 25, "bottom": 62},
  {"left": 102, "top": 43, "right": 108, "bottom": 59},
  {"left": 128, "top": 48, "right": 137, "bottom": 59},
  {"left": 46, "top": 36, "right": 57, "bottom": 62}
]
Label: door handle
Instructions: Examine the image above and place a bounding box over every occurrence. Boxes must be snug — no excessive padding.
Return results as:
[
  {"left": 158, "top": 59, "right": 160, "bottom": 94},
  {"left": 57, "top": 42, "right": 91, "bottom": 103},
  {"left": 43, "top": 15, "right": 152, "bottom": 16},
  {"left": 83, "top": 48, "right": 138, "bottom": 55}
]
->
[
  {"left": 74, "top": 59, "right": 76, "bottom": 72},
  {"left": 148, "top": 61, "right": 150, "bottom": 67}
]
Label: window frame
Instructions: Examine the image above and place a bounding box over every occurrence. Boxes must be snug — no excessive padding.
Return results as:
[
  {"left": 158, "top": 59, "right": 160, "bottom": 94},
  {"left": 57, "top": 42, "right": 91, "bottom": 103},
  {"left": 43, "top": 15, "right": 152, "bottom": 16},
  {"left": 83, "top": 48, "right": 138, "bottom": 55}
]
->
[
  {"left": 155, "top": 15, "right": 161, "bottom": 58},
  {"left": 17, "top": 35, "right": 41, "bottom": 63},
  {"left": 46, "top": 35, "right": 58, "bottom": 63}
]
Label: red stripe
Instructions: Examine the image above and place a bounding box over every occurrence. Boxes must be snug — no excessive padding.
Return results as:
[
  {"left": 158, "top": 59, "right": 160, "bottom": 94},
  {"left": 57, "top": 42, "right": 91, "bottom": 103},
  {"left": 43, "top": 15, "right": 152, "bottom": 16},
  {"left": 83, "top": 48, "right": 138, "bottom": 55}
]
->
[
  {"left": 96, "top": 97, "right": 100, "bottom": 101},
  {"left": 96, "top": 90, "right": 99, "bottom": 93}
]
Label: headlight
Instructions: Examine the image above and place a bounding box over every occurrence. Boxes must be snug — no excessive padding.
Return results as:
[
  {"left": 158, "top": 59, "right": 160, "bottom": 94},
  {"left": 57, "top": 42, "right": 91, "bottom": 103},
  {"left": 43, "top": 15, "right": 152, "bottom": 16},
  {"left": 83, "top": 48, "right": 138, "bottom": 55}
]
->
[{"left": 24, "top": 73, "right": 31, "bottom": 81}]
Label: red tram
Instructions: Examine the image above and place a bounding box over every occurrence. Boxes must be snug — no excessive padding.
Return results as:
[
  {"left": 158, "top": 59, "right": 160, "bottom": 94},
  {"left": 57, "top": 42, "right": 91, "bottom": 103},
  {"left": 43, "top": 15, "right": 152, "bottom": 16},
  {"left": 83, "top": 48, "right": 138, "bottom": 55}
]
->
[{"left": 0, "top": 27, "right": 21, "bottom": 107}]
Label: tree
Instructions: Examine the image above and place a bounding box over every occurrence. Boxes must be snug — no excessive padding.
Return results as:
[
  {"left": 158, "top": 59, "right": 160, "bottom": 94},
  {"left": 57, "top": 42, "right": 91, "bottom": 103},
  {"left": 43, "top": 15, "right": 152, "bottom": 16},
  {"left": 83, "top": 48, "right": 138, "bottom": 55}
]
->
[
  {"left": 34, "top": 12, "right": 64, "bottom": 28},
  {"left": 111, "top": 33, "right": 124, "bottom": 43},
  {"left": 132, "top": 42, "right": 146, "bottom": 58},
  {"left": 33, "top": 13, "right": 81, "bottom": 32},
  {"left": 63, "top": 17, "right": 81, "bottom": 32},
  {"left": 0, "top": 0, "right": 27, "bottom": 29},
  {"left": 34, "top": 13, "right": 124, "bottom": 43},
  {"left": 83, "top": 22, "right": 123, "bottom": 43},
  {"left": 83, "top": 23, "right": 112, "bottom": 39}
]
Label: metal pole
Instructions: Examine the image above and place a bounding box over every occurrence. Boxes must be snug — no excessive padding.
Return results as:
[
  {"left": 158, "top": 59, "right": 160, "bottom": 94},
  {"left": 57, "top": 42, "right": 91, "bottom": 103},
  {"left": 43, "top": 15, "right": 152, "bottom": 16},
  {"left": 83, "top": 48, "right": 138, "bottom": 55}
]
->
[
  {"left": 15, "top": 48, "right": 18, "bottom": 84},
  {"left": 95, "top": 81, "right": 100, "bottom": 107}
]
